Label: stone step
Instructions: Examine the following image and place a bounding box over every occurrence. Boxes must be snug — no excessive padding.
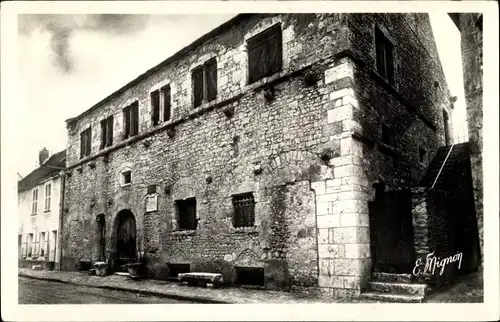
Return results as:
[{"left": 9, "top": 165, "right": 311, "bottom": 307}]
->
[
  {"left": 368, "top": 281, "right": 427, "bottom": 296},
  {"left": 361, "top": 291, "right": 424, "bottom": 303},
  {"left": 372, "top": 272, "right": 413, "bottom": 283}
]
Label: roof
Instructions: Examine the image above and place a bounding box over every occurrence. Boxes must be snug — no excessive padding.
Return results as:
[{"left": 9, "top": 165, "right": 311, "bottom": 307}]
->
[
  {"left": 66, "top": 13, "right": 253, "bottom": 124},
  {"left": 18, "top": 150, "right": 67, "bottom": 192}
]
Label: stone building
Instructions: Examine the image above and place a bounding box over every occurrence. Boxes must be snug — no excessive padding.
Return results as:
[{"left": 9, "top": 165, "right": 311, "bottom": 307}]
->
[
  {"left": 61, "top": 14, "right": 460, "bottom": 298},
  {"left": 449, "top": 12, "right": 484, "bottom": 265},
  {"left": 18, "top": 149, "right": 66, "bottom": 270}
]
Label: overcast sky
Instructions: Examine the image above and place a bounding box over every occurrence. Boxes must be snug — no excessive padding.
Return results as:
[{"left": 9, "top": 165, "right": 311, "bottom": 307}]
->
[{"left": 16, "top": 13, "right": 467, "bottom": 177}]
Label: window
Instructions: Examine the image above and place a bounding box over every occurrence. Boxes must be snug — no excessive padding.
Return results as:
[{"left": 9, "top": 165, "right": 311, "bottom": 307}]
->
[
  {"left": 147, "top": 184, "right": 157, "bottom": 194},
  {"left": 382, "top": 125, "right": 394, "bottom": 146},
  {"left": 100, "top": 116, "right": 114, "bottom": 149},
  {"left": 123, "top": 102, "right": 139, "bottom": 139},
  {"left": 375, "top": 26, "right": 394, "bottom": 84},
  {"left": 122, "top": 170, "right": 131, "bottom": 185},
  {"left": 80, "top": 127, "right": 91, "bottom": 159},
  {"left": 32, "top": 189, "right": 38, "bottom": 214},
  {"left": 419, "top": 147, "right": 428, "bottom": 164},
  {"left": 44, "top": 183, "right": 51, "bottom": 211},
  {"left": 27, "top": 233, "right": 33, "bottom": 257},
  {"left": 247, "top": 24, "right": 283, "bottom": 84},
  {"left": 232, "top": 192, "right": 255, "bottom": 228},
  {"left": 175, "top": 198, "right": 197, "bottom": 230},
  {"left": 151, "top": 85, "right": 171, "bottom": 126},
  {"left": 192, "top": 58, "right": 218, "bottom": 108},
  {"left": 39, "top": 232, "right": 46, "bottom": 257}
]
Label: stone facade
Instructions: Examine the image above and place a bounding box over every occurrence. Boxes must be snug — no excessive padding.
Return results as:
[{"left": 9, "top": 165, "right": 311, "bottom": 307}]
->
[
  {"left": 450, "top": 13, "right": 483, "bottom": 264},
  {"left": 62, "top": 14, "right": 452, "bottom": 296}
]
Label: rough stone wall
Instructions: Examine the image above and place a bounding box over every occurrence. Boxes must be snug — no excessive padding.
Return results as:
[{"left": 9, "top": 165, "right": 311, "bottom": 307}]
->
[
  {"left": 459, "top": 13, "right": 483, "bottom": 264},
  {"left": 62, "top": 13, "right": 348, "bottom": 291},
  {"left": 347, "top": 13, "right": 452, "bottom": 188},
  {"left": 62, "top": 13, "right": 452, "bottom": 295}
]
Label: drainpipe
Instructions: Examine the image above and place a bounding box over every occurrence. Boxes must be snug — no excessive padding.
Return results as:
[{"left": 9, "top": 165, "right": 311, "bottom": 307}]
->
[{"left": 57, "top": 170, "right": 65, "bottom": 271}]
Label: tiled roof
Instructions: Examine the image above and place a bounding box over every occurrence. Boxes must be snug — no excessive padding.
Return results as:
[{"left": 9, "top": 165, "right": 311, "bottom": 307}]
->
[{"left": 18, "top": 150, "right": 66, "bottom": 192}]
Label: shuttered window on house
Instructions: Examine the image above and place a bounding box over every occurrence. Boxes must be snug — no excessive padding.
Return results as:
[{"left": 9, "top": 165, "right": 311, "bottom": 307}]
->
[
  {"left": 192, "top": 67, "right": 204, "bottom": 108},
  {"left": 247, "top": 24, "right": 282, "bottom": 84},
  {"left": 44, "top": 183, "right": 51, "bottom": 211},
  {"left": 375, "top": 26, "right": 394, "bottom": 85},
  {"left": 123, "top": 102, "right": 139, "bottom": 138},
  {"left": 32, "top": 189, "right": 38, "bottom": 214},
  {"left": 232, "top": 192, "right": 256, "bottom": 228},
  {"left": 131, "top": 102, "right": 139, "bottom": 136},
  {"left": 100, "top": 116, "right": 113, "bottom": 149},
  {"left": 192, "top": 58, "right": 218, "bottom": 108},
  {"left": 162, "top": 84, "right": 171, "bottom": 122},
  {"left": 80, "top": 127, "right": 91, "bottom": 158},
  {"left": 106, "top": 116, "right": 113, "bottom": 147},
  {"left": 205, "top": 58, "right": 217, "bottom": 102},
  {"left": 151, "top": 90, "right": 160, "bottom": 126}
]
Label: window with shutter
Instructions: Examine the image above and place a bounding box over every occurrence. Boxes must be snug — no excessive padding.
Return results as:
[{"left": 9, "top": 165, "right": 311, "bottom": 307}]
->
[
  {"left": 123, "top": 106, "right": 130, "bottom": 139},
  {"left": 151, "top": 90, "right": 160, "bottom": 126},
  {"left": 205, "top": 58, "right": 217, "bottom": 102},
  {"left": 192, "top": 67, "right": 204, "bottom": 108},
  {"left": 106, "top": 116, "right": 113, "bottom": 147},
  {"left": 247, "top": 24, "right": 282, "bottom": 84},
  {"left": 85, "top": 128, "right": 91, "bottom": 156},
  {"left": 44, "top": 183, "right": 51, "bottom": 211},
  {"left": 100, "top": 119, "right": 107, "bottom": 150},
  {"left": 131, "top": 102, "right": 139, "bottom": 136},
  {"left": 162, "top": 85, "right": 171, "bottom": 121}
]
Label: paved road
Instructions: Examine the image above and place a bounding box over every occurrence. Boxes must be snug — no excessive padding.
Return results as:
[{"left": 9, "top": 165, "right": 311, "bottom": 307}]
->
[{"left": 18, "top": 277, "right": 189, "bottom": 304}]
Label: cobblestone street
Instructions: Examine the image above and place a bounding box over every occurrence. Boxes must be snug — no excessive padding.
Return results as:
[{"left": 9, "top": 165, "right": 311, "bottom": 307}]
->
[{"left": 18, "top": 277, "right": 189, "bottom": 304}]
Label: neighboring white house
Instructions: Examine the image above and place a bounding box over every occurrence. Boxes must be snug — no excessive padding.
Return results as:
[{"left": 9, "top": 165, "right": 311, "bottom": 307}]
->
[{"left": 18, "top": 149, "right": 66, "bottom": 270}]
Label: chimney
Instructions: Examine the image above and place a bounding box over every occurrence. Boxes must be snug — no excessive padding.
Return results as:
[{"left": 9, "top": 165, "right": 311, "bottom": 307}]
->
[{"left": 38, "top": 147, "right": 50, "bottom": 166}]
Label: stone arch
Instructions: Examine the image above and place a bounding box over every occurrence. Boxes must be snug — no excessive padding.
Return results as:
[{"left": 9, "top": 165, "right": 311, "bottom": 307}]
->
[{"left": 109, "top": 209, "right": 137, "bottom": 267}]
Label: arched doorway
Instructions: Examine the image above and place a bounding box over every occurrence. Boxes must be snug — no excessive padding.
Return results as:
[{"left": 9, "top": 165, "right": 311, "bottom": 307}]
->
[{"left": 115, "top": 209, "right": 137, "bottom": 268}]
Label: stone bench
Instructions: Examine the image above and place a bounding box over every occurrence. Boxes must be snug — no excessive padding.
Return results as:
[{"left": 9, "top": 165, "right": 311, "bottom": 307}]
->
[{"left": 178, "top": 272, "right": 224, "bottom": 288}]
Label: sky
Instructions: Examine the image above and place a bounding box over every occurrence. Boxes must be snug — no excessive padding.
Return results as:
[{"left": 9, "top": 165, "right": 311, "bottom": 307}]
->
[{"left": 16, "top": 13, "right": 467, "bottom": 177}]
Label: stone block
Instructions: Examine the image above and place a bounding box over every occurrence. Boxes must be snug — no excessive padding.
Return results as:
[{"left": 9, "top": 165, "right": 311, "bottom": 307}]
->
[
  {"left": 333, "top": 164, "right": 364, "bottom": 178},
  {"left": 317, "top": 228, "right": 329, "bottom": 244},
  {"left": 333, "top": 258, "right": 371, "bottom": 276},
  {"left": 327, "top": 105, "right": 353, "bottom": 123},
  {"left": 333, "top": 226, "right": 370, "bottom": 244},
  {"left": 311, "top": 181, "right": 326, "bottom": 195},
  {"left": 325, "top": 62, "right": 354, "bottom": 85},
  {"left": 331, "top": 199, "right": 367, "bottom": 214},
  {"left": 318, "top": 244, "right": 345, "bottom": 259},
  {"left": 340, "top": 213, "right": 370, "bottom": 227},
  {"left": 328, "top": 88, "right": 354, "bottom": 101},
  {"left": 318, "top": 275, "right": 344, "bottom": 288},
  {"left": 340, "top": 138, "right": 363, "bottom": 157},
  {"left": 316, "top": 214, "right": 341, "bottom": 228},
  {"left": 344, "top": 243, "right": 371, "bottom": 259}
]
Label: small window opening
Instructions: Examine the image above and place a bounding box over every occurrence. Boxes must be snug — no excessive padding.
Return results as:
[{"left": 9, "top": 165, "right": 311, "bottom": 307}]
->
[
  {"left": 122, "top": 171, "right": 131, "bottom": 185},
  {"left": 234, "top": 266, "right": 265, "bottom": 286}
]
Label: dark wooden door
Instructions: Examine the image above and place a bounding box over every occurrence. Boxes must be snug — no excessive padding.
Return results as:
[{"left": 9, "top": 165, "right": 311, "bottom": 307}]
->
[
  {"left": 116, "top": 211, "right": 137, "bottom": 264},
  {"left": 369, "top": 190, "right": 415, "bottom": 273}
]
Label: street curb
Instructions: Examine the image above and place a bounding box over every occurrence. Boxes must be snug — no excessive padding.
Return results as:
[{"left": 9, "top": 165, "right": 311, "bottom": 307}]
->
[{"left": 19, "top": 273, "right": 231, "bottom": 304}]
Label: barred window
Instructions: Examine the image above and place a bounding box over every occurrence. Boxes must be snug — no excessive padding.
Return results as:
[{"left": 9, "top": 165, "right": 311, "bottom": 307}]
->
[{"left": 232, "top": 193, "right": 255, "bottom": 228}]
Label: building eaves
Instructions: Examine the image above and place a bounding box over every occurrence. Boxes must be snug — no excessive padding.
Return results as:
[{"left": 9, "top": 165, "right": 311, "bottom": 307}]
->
[{"left": 17, "top": 150, "right": 67, "bottom": 192}]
